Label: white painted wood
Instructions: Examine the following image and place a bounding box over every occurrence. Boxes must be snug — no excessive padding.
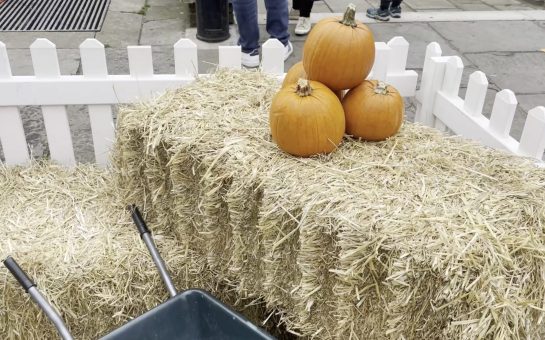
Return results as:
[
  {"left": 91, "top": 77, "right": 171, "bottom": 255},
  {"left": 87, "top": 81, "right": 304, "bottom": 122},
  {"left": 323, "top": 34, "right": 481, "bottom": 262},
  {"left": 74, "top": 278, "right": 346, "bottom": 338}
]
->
[
  {"left": 88, "top": 105, "right": 115, "bottom": 166},
  {"left": 218, "top": 45, "right": 241, "bottom": 70},
  {"left": 80, "top": 39, "right": 108, "bottom": 77},
  {"left": 0, "top": 107, "right": 30, "bottom": 165},
  {"left": 174, "top": 38, "right": 198, "bottom": 78},
  {"left": 387, "top": 37, "right": 409, "bottom": 74},
  {"left": 41, "top": 106, "right": 76, "bottom": 166},
  {"left": 463, "top": 71, "right": 488, "bottom": 116},
  {"left": 128, "top": 46, "right": 154, "bottom": 77},
  {"left": 441, "top": 56, "right": 463, "bottom": 97},
  {"left": 415, "top": 56, "right": 449, "bottom": 126},
  {"left": 0, "top": 42, "right": 12, "bottom": 78},
  {"left": 385, "top": 70, "right": 418, "bottom": 97},
  {"left": 0, "top": 42, "right": 29, "bottom": 165},
  {"left": 30, "top": 39, "right": 75, "bottom": 166},
  {"left": 80, "top": 39, "right": 115, "bottom": 167},
  {"left": 416, "top": 42, "right": 442, "bottom": 103},
  {"left": 370, "top": 42, "right": 389, "bottom": 81},
  {"left": 518, "top": 106, "right": 545, "bottom": 159},
  {"left": 489, "top": 89, "right": 517, "bottom": 137},
  {"left": 433, "top": 92, "right": 520, "bottom": 153},
  {"left": 30, "top": 39, "right": 61, "bottom": 78},
  {"left": 261, "top": 39, "right": 284, "bottom": 75}
]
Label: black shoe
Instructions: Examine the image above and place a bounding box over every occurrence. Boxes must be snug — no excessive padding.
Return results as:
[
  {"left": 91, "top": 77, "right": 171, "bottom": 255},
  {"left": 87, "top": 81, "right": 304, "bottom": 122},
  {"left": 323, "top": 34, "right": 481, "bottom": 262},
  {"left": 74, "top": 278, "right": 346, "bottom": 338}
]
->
[
  {"left": 390, "top": 6, "right": 401, "bottom": 18},
  {"left": 366, "top": 8, "right": 390, "bottom": 21}
]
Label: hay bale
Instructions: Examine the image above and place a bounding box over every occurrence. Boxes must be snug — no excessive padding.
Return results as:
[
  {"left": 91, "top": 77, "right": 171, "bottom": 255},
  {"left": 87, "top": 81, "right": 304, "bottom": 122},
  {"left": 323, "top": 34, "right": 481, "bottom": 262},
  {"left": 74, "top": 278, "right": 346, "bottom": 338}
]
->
[
  {"left": 0, "top": 162, "right": 269, "bottom": 339},
  {"left": 113, "top": 69, "right": 545, "bottom": 339}
]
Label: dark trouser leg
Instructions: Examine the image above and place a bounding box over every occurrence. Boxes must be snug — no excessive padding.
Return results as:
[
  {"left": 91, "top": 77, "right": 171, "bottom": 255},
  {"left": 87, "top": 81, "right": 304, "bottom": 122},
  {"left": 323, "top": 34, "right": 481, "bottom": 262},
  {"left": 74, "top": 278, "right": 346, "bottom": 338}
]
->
[
  {"left": 392, "top": 0, "right": 402, "bottom": 7},
  {"left": 380, "top": 0, "right": 392, "bottom": 10},
  {"left": 299, "top": 0, "right": 314, "bottom": 17},
  {"left": 265, "top": 0, "right": 290, "bottom": 46}
]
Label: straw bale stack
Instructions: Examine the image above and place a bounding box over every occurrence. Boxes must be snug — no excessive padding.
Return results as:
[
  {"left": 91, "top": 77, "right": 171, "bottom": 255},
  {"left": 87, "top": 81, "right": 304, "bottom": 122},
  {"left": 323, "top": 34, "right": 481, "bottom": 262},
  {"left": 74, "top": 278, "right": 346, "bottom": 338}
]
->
[{"left": 113, "top": 69, "right": 545, "bottom": 339}]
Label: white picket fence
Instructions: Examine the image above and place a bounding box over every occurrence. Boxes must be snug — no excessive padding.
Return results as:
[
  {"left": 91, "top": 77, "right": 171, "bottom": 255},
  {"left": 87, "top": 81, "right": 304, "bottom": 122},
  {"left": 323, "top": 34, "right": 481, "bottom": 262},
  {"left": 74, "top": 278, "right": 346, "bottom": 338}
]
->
[
  {"left": 415, "top": 42, "right": 545, "bottom": 160},
  {"left": 0, "top": 35, "right": 543, "bottom": 168}
]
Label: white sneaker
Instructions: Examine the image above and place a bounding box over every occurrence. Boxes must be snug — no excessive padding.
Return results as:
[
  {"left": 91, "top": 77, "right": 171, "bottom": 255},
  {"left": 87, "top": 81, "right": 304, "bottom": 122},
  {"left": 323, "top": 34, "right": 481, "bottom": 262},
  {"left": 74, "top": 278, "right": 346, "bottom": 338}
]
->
[
  {"left": 284, "top": 41, "right": 293, "bottom": 61},
  {"left": 294, "top": 17, "right": 311, "bottom": 35},
  {"left": 241, "top": 49, "right": 260, "bottom": 68}
]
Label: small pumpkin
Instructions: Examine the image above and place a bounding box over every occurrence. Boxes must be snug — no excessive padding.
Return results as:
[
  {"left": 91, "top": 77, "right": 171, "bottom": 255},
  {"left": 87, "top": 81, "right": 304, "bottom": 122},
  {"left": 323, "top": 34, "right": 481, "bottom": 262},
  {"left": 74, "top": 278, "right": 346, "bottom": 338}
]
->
[
  {"left": 270, "top": 79, "right": 345, "bottom": 157},
  {"left": 303, "top": 4, "right": 375, "bottom": 91},
  {"left": 283, "top": 62, "right": 344, "bottom": 100},
  {"left": 342, "top": 80, "right": 404, "bottom": 141}
]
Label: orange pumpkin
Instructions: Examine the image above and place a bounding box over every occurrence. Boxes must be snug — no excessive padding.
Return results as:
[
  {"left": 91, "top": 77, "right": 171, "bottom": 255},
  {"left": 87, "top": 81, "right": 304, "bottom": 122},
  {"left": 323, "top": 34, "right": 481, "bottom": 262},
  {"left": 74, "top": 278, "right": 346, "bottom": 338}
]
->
[
  {"left": 270, "top": 79, "right": 345, "bottom": 157},
  {"left": 283, "top": 62, "right": 344, "bottom": 100},
  {"left": 303, "top": 4, "right": 375, "bottom": 91},
  {"left": 342, "top": 80, "right": 404, "bottom": 141}
]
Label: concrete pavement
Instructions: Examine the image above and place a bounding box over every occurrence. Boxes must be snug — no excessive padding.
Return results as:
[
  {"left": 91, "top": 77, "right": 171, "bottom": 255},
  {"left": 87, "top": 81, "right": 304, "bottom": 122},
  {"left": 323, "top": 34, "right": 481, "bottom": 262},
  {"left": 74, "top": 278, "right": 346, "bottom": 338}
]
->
[{"left": 0, "top": 0, "right": 544, "bottom": 162}]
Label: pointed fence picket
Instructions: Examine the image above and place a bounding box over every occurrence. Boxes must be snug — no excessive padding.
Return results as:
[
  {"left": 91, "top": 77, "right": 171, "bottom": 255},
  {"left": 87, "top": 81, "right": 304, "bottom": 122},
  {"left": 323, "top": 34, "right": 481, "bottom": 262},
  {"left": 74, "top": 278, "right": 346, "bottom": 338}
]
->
[{"left": 415, "top": 42, "right": 545, "bottom": 161}]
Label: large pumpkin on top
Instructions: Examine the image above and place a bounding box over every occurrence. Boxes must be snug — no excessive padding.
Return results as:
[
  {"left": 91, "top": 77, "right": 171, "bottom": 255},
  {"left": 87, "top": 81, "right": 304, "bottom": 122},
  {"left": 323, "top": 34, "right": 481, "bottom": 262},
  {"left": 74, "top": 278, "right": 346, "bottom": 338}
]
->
[
  {"left": 303, "top": 4, "right": 375, "bottom": 91},
  {"left": 270, "top": 79, "right": 345, "bottom": 157}
]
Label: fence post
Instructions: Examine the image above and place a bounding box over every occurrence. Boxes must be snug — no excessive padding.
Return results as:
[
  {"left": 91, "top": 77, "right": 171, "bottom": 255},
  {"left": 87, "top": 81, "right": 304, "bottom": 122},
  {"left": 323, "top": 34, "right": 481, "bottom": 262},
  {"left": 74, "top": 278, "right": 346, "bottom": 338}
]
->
[
  {"left": 0, "top": 42, "right": 30, "bottom": 165},
  {"left": 174, "top": 38, "right": 198, "bottom": 78},
  {"left": 261, "top": 39, "right": 284, "bottom": 75},
  {"left": 371, "top": 42, "right": 390, "bottom": 82},
  {"left": 80, "top": 39, "right": 115, "bottom": 167},
  {"left": 463, "top": 71, "right": 488, "bottom": 117},
  {"left": 518, "top": 106, "right": 545, "bottom": 159},
  {"left": 31, "top": 39, "right": 76, "bottom": 166},
  {"left": 415, "top": 42, "right": 444, "bottom": 126},
  {"left": 489, "top": 89, "right": 517, "bottom": 138},
  {"left": 435, "top": 56, "right": 463, "bottom": 132}
]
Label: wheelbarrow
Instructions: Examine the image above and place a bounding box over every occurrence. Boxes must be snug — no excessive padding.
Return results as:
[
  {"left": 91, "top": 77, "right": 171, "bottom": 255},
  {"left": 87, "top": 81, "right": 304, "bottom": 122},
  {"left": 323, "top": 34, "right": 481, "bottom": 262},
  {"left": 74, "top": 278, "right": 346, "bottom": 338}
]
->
[{"left": 4, "top": 205, "right": 275, "bottom": 340}]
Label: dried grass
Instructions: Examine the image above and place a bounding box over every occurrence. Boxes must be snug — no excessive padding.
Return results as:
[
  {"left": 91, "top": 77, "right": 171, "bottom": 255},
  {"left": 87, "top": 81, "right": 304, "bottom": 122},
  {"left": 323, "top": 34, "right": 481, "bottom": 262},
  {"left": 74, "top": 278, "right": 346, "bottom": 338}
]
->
[
  {"left": 0, "top": 162, "right": 267, "bottom": 339},
  {"left": 113, "top": 69, "right": 545, "bottom": 339}
]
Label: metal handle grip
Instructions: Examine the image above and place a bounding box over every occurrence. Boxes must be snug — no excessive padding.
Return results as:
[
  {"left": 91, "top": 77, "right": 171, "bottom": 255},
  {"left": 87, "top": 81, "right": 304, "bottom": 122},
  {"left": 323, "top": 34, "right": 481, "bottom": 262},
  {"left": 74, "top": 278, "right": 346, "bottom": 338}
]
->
[
  {"left": 3, "top": 256, "right": 36, "bottom": 292},
  {"left": 128, "top": 204, "right": 150, "bottom": 237}
]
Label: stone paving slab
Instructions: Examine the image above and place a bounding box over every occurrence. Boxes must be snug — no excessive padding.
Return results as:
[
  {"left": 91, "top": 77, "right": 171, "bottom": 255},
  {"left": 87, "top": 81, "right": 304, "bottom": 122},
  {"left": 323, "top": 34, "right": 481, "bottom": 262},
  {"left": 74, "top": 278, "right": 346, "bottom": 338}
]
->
[
  {"left": 144, "top": 5, "right": 185, "bottom": 22},
  {"left": 465, "top": 51, "right": 545, "bottom": 94},
  {"left": 108, "top": 0, "right": 146, "bottom": 13},
  {"left": 95, "top": 12, "right": 142, "bottom": 48},
  {"left": 404, "top": 0, "right": 457, "bottom": 9},
  {"left": 517, "top": 93, "right": 545, "bottom": 112},
  {"left": 430, "top": 21, "right": 545, "bottom": 53},
  {"left": 140, "top": 19, "right": 184, "bottom": 45}
]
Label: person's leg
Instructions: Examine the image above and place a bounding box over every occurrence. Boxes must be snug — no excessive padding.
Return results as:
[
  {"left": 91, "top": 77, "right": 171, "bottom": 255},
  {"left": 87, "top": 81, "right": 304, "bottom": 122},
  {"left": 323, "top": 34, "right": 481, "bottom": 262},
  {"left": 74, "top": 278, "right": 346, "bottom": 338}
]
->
[
  {"left": 366, "top": 0, "right": 390, "bottom": 21},
  {"left": 390, "top": 0, "right": 402, "bottom": 18},
  {"left": 232, "top": 0, "right": 259, "bottom": 53},
  {"left": 295, "top": 0, "right": 313, "bottom": 35},
  {"left": 299, "top": 0, "right": 313, "bottom": 17},
  {"left": 293, "top": 0, "right": 300, "bottom": 10},
  {"left": 264, "top": 0, "right": 290, "bottom": 46}
]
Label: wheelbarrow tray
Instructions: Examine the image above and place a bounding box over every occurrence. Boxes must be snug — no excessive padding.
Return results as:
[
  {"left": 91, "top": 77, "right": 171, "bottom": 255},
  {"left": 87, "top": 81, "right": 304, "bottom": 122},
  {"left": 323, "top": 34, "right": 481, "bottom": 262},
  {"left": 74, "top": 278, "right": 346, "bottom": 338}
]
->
[{"left": 101, "top": 289, "right": 273, "bottom": 340}]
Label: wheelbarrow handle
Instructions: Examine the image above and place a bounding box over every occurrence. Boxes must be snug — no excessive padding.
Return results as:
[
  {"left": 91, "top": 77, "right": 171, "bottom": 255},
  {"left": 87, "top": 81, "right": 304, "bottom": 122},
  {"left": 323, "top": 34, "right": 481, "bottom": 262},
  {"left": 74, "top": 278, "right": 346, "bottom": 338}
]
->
[
  {"left": 128, "top": 204, "right": 150, "bottom": 237},
  {"left": 3, "top": 256, "right": 36, "bottom": 292}
]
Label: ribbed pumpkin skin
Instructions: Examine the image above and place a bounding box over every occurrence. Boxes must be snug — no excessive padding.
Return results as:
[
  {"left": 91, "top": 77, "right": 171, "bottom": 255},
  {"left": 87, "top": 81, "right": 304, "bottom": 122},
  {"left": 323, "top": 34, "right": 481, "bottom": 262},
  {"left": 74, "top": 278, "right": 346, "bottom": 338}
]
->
[
  {"left": 282, "top": 62, "right": 306, "bottom": 88},
  {"left": 342, "top": 80, "right": 404, "bottom": 141},
  {"left": 270, "top": 80, "right": 345, "bottom": 157},
  {"left": 303, "top": 19, "right": 375, "bottom": 91},
  {"left": 282, "top": 62, "right": 344, "bottom": 100}
]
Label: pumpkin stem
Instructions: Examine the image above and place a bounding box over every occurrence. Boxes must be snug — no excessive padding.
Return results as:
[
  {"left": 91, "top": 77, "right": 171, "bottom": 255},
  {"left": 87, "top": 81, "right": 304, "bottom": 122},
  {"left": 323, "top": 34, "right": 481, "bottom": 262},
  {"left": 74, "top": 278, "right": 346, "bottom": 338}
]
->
[
  {"left": 296, "top": 78, "right": 312, "bottom": 97},
  {"left": 374, "top": 81, "right": 389, "bottom": 95},
  {"left": 340, "top": 4, "right": 357, "bottom": 27}
]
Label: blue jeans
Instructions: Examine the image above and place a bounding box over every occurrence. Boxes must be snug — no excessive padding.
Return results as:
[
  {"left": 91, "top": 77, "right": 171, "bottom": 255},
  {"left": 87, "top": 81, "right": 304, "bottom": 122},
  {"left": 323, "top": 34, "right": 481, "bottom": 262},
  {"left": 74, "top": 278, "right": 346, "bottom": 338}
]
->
[{"left": 232, "top": 0, "right": 290, "bottom": 53}]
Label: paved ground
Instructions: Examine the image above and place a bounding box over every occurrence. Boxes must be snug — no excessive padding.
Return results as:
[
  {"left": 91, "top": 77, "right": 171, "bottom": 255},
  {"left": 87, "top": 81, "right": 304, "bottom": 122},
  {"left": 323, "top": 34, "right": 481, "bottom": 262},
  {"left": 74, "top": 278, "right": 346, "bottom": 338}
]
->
[{"left": 0, "top": 0, "right": 544, "bottom": 162}]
